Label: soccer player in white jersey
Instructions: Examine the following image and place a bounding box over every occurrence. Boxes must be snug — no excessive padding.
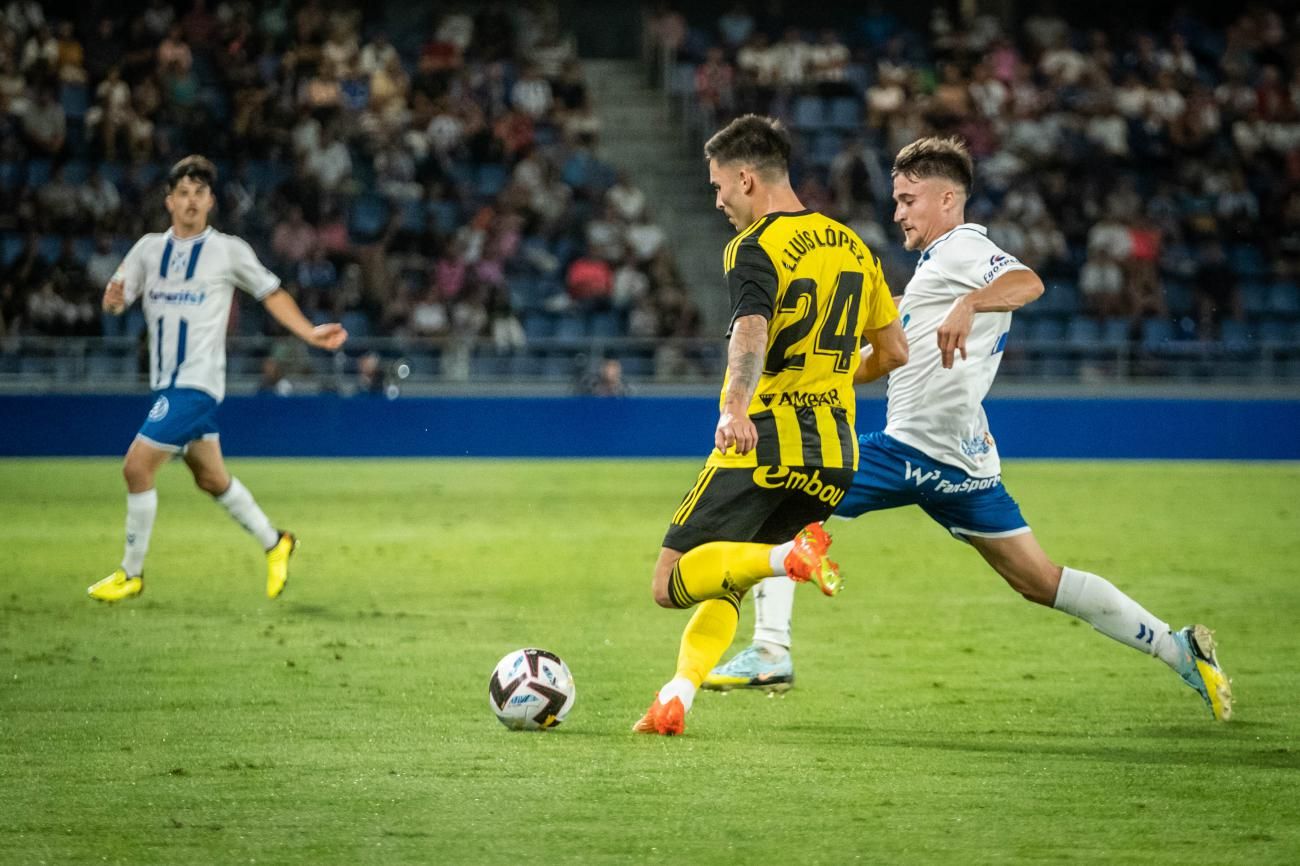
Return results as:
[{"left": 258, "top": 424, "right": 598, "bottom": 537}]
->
[
  {"left": 705, "top": 137, "right": 1232, "bottom": 721},
  {"left": 87, "top": 155, "right": 348, "bottom": 603}
]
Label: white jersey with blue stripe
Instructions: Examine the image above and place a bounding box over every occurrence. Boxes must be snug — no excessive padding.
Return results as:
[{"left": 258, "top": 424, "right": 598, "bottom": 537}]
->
[
  {"left": 885, "top": 223, "right": 1029, "bottom": 477},
  {"left": 118, "top": 226, "right": 280, "bottom": 402}
]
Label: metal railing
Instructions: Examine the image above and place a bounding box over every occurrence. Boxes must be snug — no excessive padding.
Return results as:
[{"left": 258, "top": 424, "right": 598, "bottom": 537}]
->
[{"left": 2, "top": 335, "right": 1299, "bottom": 396}]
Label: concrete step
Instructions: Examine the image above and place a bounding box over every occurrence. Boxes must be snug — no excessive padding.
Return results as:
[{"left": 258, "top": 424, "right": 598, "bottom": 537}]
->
[{"left": 589, "top": 58, "right": 732, "bottom": 328}]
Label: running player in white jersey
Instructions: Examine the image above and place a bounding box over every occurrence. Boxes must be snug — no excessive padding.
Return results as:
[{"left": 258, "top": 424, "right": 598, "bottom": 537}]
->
[
  {"left": 87, "top": 155, "right": 348, "bottom": 603},
  {"left": 705, "top": 137, "right": 1232, "bottom": 721}
]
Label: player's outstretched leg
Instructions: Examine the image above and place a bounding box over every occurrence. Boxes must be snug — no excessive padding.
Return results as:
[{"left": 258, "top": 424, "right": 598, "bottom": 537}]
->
[
  {"left": 783, "top": 523, "right": 842, "bottom": 596},
  {"left": 266, "top": 531, "right": 297, "bottom": 600},
  {"left": 973, "top": 533, "right": 1233, "bottom": 721},
  {"left": 1171, "top": 625, "right": 1233, "bottom": 721},
  {"left": 88, "top": 568, "right": 144, "bottom": 602}
]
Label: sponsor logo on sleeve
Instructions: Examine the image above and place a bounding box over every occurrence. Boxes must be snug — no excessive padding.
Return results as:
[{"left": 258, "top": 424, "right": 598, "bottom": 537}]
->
[{"left": 983, "top": 253, "right": 1021, "bottom": 284}]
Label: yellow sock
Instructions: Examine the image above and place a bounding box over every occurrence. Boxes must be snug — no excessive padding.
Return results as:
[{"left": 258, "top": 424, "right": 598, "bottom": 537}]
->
[
  {"left": 666, "top": 541, "right": 774, "bottom": 607},
  {"left": 675, "top": 594, "right": 742, "bottom": 687}
]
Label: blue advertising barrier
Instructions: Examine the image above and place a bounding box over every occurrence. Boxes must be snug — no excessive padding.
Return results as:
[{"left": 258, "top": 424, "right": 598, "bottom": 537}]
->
[{"left": 1, "top": 394, "right": 1297, "bottom": 459}]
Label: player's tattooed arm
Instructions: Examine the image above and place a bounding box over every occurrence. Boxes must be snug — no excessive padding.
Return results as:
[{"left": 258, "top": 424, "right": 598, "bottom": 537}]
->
[
  {"left": 716, "top": 314, "right": 766, "bottom": 455},
  {"left": 726, "top": 314, "right": 766, "bottom": 405}
]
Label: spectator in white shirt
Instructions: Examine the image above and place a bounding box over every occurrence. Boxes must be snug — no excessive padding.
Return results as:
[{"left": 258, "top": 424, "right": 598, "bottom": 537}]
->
[{"left": 511, "top": 64, "right": 553, "bottom": 119}]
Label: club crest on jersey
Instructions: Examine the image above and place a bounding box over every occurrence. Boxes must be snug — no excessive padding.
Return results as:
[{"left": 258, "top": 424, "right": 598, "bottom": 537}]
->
[
  {"left": 960, "top": 432, "right": 995, "bottom": 458},
  {"left": 148, "top": 396, "right": 170, "bottom": 421}
]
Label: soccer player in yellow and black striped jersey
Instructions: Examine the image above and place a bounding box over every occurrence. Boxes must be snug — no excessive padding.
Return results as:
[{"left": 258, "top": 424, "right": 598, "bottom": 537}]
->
[{"left": 634, "top": 115, "right": 909, "bottom": 735}]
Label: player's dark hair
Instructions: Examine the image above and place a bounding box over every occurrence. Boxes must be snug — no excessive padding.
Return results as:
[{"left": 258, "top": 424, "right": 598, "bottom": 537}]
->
[
  {"left": 892, "top": 137, "right": 973, "bottom": 195},
  {"left": 167, "top": 155, "right": 217, "bottom": 191},
  {"left": 704, "top": 114, "right": 791, "bottom": 178}
]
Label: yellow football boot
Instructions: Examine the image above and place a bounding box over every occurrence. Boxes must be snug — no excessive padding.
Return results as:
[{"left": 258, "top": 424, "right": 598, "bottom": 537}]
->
[
  {"left": 88, "top": 568, "right": 143, "bottom": 602},
  {"left": 266, "top": 531, "right": 297, "bottom": 599}
]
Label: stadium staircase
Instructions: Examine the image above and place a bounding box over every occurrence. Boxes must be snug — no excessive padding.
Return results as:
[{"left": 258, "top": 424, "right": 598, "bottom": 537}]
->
[{"left": 586, "top": 59, "right": 733, "bottom": 330}]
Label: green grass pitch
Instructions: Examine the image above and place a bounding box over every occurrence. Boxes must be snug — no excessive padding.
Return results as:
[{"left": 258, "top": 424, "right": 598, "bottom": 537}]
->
[{"left": 2, "top": 458, "right": 1298, "bottom": 865}]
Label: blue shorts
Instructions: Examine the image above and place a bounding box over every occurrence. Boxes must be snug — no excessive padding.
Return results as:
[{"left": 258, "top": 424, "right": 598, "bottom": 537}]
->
[
  {"left": 136, "top": 388, "right": 220, "bottom": 452},
  {"left": 834, "top": 431, "right": 1029, "bottom": 541}
]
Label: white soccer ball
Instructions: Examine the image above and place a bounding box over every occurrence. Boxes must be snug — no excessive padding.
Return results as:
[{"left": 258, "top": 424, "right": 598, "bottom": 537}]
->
[{"left": 488, "top": 648, "right": 576, "bottom": 731}]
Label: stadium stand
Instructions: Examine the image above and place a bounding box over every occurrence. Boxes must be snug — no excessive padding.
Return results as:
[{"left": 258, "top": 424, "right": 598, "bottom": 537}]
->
[
  {"left": 648, "top": 2, "right": 1300, "bottom": 379},
  {"left": 0, "top": 1, "right": 704, "bottom": 391}
]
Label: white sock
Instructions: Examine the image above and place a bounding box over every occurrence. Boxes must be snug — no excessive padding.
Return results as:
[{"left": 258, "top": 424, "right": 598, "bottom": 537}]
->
[
  {"left": 753, "top": 576, "right": 796, "bottom": 649},
  {"left": 215, "top": 477, "right": 280, "bottom": 550},
  {"left": 1053, "top": 566, "right": 1181, "bottom": 669},
  {"left": 121, "top": 489, "right": 158, "bottom": 576},
  {"left": 769, "top": 540, "right": 794, "bottom": 573},
  {"left": 659, "top": 675, "right": 697, "bottom": 713}
]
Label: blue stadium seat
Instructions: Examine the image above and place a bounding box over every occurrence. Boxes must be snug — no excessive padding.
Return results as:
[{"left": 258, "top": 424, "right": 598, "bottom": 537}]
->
[
  {"left": 446, "top": 162, "right": 475, "bottom": 189},
  {"left": 1219, "top": 319, "right": 1253, "bottom": 350},
  {"left": 1065, "top": 317, "right": 1101, "bottom": 346},
  {"left": 589, "top": 311, "right": 621, "bottom": 339},
  {"left": 509, "top": 354, "right": 541, "bottom": 377},
  {"left": 1241, "top": 281, "right": 1270, "bottom": 317},
  {"left": 428, "top": 200, "right": 461, "bottom": 235},
  {"left": 1164, "top": 279, "right": 1194, "bottom": 317},
  {"left": 1257, "top": 319, "right": 1295, "bottom": 344},
  {"left": 476, "top": 163, "right": 508, "bottom": 198},
  {"left": 522, "top": 312, "right": 555, "bottom": 341},
  {"left": 1139, "top": 318, "right": 1175, "bottom": 350},
  {"left": 0, "top": 161, "right": 22, "bottom": 190},
  {"left": 73, "top": 236, "right": 94, "bottom": 263},
  {"left": 1037, "top": 280, "right": 1080, "bottom": 316},
  {"left": 348, "top": 194, "right": 390, "bottom": 240},
  {"left": 38, "top": 235, "right": 61, "bottom": 262},
  {"left": 827, "top": 97, "right": 862, "bottom": 130},
  {"left": 399, "top": 198, "right": 426, "bottom": 233},
  {"left": 1228, "top": 244, "right": 1268, "bottom": 279},
  {"left": 64, "top": 117, "right": 90, "bottom": 158},
  {"left": 340, "top": 310, "right": 372, "bottom": 338},
  {"left": 843, "top": 63, "right": 872, "bottom": 93},
  {"left": 1269, "top": 280, "right": 1299, "bottom": 317},
  {"left": 1028, "top": 317, "right": 1065, "bottom": 342},
  {"left": 809, "top": 132, "right": 843, "bottom": 168},
  {"left": 669, "top": 63, "right": 695, "bottom": 96},
  {"left": 533, "top": 122, "right": 561, "bottom": 147},
  {"left": 619, "top": 352, "right": 654, "bottom": 377},
  {"left": 99, "top": 162, "right": 126, "bottom": 187},
  {"left": 507, "top": 272, "right": 535, "bottom": 305},
  {"left": 1101, "top": 317, "right": 1132, "bottom": 346},
  {"left": 554, "top": 313, "right": 587, "bottom": 340},
  {"left": 60, "top": 82, "right": 89, "bottom": 119},
  {"left": 340, "top": 79, "right": 370, "bottom": 111},
  {"left": 27, "top": 159, "right": 52, "bottom": 188},
  {"left": 792, "top": 95, "right": 826, "bottom": 130},
  {"left": 1, "top": 233, "right": 23, "bottom": 266},
  {"left": 62, "top": 160, "right": 90, "bottom": 185},
  {"left": 131, "top": 163, "right": 164, "bottom": 189}
]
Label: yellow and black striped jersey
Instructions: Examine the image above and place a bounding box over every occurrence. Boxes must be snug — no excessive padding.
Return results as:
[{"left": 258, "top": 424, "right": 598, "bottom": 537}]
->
[{"left": 709, "top": 210, "right": 896, "bottom": 470}]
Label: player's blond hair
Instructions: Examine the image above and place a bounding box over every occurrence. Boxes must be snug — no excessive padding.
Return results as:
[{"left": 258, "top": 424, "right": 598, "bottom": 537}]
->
[{"left": 892, "top": 137, "right": 973, "bottom": 195}]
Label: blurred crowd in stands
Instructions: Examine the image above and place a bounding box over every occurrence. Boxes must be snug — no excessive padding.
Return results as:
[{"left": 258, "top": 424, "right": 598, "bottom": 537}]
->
[
  {"left": 0, "top": 0, "right": 701, "bottom": 372},
  {"left": 651, "top": 2, "right": 1300, "bottom": 349}
]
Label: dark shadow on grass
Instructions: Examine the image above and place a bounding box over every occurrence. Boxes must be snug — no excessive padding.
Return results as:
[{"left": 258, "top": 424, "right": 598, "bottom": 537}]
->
[{"left": 784, "top": 726, "right": 1300, "bottom": 771}]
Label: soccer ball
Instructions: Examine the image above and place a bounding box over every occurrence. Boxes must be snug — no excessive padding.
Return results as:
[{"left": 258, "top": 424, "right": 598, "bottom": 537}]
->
[{"left": 488, "top": 648, "right": 576, "bottom": 731}]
